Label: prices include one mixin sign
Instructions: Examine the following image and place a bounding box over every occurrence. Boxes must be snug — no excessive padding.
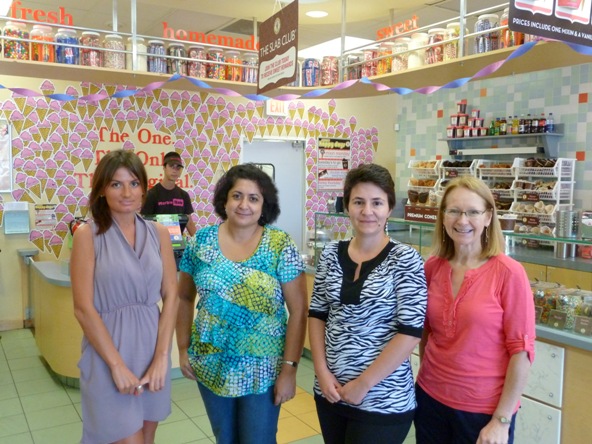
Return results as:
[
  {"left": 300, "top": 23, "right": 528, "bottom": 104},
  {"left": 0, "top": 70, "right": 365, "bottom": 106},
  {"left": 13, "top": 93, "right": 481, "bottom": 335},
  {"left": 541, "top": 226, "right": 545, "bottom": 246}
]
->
[
  {"left": 510, "top": 0, "right": 592, "bottom": 46},
  {"left": 317, "top": 138, "right": 351, "bottom": 192}
]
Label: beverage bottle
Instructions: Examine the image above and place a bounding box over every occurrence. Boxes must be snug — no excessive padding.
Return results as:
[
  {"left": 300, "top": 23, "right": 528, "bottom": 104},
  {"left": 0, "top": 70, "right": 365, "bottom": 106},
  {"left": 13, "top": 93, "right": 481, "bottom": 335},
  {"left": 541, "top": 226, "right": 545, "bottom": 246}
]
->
[
  {"left": 512, "top": 116, "right": 519, "bottom": 134},
  {"left": 518, "top": 114, "right": 525, "bottom": 134},
  {"left": 525, "top": 114, "right": 532, "bottom": 133},
  {"left": 545, "top": 112, "right": 554, "bottom": 133},
  {"left": 489, "top": 119, "right": 495, "bottom": 136},
  {"left": 506, "top": 116, "right": 513, "bottom": 135},
  {"left": 538, "top": 113, "right": 546, "bottom": 133},
  {"left": 499, "top": 116, "right": 507, "bottom": 135},
  {"left": 531, "top": 114, "right": 538, "bottom": 134},
  {"left": 494, "top": 117, "right": 500, "bottom": 136}
]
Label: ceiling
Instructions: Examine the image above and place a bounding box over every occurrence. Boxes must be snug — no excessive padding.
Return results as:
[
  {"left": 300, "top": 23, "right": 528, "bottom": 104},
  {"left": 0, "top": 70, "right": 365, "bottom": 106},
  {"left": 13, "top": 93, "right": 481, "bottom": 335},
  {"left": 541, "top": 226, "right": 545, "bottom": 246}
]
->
[{"left": 16, "top": 0, "right": 503, "bottom": 50}]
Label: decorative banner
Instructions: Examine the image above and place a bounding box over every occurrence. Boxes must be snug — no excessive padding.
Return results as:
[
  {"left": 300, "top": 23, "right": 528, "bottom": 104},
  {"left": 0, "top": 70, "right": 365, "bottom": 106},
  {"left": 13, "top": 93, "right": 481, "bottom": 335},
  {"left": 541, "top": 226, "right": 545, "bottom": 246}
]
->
[
  {"left": 2, "top": 40, "right": 592, "bottom": 102},
  {"left": 258, "top": 0, "right": 298, "bottom": 94},
  {"left": 317, "top": 137, "right": 351, "bottom": 192},
  {"left": 510, "top": 0, "right": 592, "bottom": 46}
]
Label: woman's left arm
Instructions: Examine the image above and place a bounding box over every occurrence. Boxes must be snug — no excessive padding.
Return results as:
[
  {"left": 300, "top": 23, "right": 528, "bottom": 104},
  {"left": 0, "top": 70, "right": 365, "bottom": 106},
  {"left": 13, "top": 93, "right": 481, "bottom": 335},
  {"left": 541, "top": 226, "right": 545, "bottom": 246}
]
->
[
  {"left": 477, "top": 351, "right": 531, "bottom": 444},
  {"left": 141, "top": 223, "right": 179, "bottom": 392},
  {"left": 274, "top": 272, "right": 308, "bottom": 405}
]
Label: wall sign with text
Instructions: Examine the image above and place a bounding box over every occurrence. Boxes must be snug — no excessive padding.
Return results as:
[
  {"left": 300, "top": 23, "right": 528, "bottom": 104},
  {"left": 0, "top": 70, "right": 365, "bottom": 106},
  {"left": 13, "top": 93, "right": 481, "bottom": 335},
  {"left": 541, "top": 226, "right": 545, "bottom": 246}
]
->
[
  {"left": 317, "top": 138, "right": 351, "bottom": 192},
  {"left": 510, "top": 0, "right": 592, "bottom": 46}
]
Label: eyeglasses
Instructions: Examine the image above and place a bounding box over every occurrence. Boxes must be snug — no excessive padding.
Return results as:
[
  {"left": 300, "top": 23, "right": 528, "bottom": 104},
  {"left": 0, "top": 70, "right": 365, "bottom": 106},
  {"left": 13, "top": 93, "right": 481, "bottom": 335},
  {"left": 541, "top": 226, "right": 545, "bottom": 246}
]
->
[{"left": 443, "top": 209, "right": 488, "bottom": 219}]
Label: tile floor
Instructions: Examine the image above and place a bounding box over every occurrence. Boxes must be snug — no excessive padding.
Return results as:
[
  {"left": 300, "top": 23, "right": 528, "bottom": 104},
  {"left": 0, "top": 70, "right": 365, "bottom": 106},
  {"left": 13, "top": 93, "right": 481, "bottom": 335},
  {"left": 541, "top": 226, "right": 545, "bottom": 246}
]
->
[{"left": 0, "top": 329, "right": 416, "bottom": 443}]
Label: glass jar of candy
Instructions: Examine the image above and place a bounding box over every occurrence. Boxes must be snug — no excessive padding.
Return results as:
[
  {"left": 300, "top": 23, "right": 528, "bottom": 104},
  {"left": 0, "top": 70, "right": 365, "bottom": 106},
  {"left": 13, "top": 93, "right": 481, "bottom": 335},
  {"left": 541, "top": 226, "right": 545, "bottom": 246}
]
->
[
  {"left": 444, "top": 22, "right": 460, "bottom": 61},
  {"left": 103, "top": 34, "right": 125, "bottom": 69},
  {"left": 377, "top": 42, "right": 394, "bottom": 75},
  {"left": 147, "top": 40, "right": 166, "bottom": 73},
  {"left": 206, "top": 48, "right": 225, "bottom": 80},
  {"left": 3, "top": 21, "right": 29, "bottom": 60},
  {"left": 55, "top": 28, "right": 79, "bottom": 64},
  {"left": 126, "top": 37, "right": 147, "bottom": 71},
  {"left": 345, "top": 52, "right": 362, "bottom": 80},
  {"left": 30, "top": 24, "right": 54, "bottom": 63},
  {"left": 225, "top": 50, "right": 242, "bottom": 82},
  {"left": 361, "top": 47, "right": 377, "bottom": 78},
  {"left": 475, "top": 14, "right": 499, "bottom": 54},
  {"left": 80, "top": 31, "right": 102, "bottom": 67},
  {"left": 167, "top": 43, "right": 186, "bottom": 75},
  {"left": 392, "top": 38, "right": 410, "bottom": 72},
  {"left": 242, "top": 52, "right": 258, "bottom": 84},
  {"left": 425, "top": 28, "right": 446, "bottom": 65},
  {"left": 321, "top": 56, "right": 339, "bottom": 86},
  {"left": 187, "top": 45, "right": 207, "bottom": 78},
  {"left": 301, "top": 58, "right": 320, "bottom": 86},
  {"left": 500, "top": 8, "right": 524, "bottom": 48},
  {"left": 408, "top": 32, "right": 428, "bottom": 69}
]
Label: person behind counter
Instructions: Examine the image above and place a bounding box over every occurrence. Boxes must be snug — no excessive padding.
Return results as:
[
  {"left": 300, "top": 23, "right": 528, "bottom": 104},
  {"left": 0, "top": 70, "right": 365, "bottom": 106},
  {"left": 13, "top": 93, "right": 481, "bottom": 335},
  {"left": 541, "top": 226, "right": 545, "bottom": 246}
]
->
[
  {"left": 71, "top": 149, "right": 179, "bottom": 444},
  {"left": 141, "top": 151, "right": 197, "bottom": 236},
  {"left": 176, "top": 163, "right": 308, "bottom": 444},
  {"left": 309, "top": 163, "right": 428, "bottom": 444},
  {"left": 414, "top": 176, "right": 535, "bottom": 444}
]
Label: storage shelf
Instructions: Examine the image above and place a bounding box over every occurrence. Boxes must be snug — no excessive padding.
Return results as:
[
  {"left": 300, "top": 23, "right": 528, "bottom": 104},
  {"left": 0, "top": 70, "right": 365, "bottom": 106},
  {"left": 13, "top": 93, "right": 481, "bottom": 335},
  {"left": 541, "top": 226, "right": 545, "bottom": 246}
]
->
[
  {"left": 440, "top": 126, "right": 564, "bottom": 158},
  {"left": 1, "top": 41, "right": 589, "bottom": 99}
]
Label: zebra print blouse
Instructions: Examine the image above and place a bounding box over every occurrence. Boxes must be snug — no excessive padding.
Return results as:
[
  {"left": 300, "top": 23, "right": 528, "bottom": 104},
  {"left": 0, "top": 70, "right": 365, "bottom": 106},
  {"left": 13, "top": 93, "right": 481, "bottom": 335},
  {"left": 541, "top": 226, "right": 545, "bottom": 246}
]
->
[{"left": 309, "top": 239, "right": 427, "bottom": 419}]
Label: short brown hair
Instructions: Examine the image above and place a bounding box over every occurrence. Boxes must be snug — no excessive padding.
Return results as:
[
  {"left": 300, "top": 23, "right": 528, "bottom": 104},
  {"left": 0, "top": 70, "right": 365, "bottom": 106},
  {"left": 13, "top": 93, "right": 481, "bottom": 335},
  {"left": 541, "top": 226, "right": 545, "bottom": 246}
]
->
[
  {"left": 431, "top": 176, "right": 504, "bottom": 259},
  {"left": 88, "top": 150, "right": 148, "bottom": 234},
  {"left": 343, "top": 163, "right": 395, "bottom": 211}
]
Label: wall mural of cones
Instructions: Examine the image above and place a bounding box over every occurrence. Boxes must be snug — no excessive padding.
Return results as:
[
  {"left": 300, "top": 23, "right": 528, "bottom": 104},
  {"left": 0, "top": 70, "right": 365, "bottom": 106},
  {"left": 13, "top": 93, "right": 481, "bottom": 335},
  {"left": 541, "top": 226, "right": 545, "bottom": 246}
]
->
[{"left": 2, "top": 81, "right": 377, "bottom": 259}]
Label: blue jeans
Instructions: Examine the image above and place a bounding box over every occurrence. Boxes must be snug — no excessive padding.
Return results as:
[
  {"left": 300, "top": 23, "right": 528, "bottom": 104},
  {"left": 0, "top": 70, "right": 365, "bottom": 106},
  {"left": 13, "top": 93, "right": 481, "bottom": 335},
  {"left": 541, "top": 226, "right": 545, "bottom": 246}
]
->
[
  {"left": 198, "top": 382, "right": 281, "bottom": 444},
  {"left": 414, "top": 384, "right": 517, "bottom": 444}
]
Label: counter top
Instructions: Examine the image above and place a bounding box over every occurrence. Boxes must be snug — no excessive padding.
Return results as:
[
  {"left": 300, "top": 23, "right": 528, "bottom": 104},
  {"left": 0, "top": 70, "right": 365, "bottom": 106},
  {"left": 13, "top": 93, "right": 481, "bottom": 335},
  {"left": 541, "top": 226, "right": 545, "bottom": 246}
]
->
[
  {"left": 31, "top": 261, "right": 71, "bottom": 287},
  {"left": 536, "top": 324, "right": 592, "bottom": 352}
]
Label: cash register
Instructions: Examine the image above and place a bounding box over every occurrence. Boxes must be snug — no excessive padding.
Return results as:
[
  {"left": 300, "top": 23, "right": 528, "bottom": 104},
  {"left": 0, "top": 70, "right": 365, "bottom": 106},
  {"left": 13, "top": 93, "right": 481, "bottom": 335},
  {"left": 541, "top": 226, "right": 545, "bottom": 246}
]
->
[{"left": 142, "top": 214, "right": 188, "bottom": 270}]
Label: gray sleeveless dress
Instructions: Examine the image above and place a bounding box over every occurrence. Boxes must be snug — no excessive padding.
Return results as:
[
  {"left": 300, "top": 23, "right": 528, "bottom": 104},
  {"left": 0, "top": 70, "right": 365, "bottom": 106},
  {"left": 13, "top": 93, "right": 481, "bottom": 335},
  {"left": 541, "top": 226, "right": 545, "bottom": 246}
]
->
[{"left": 78, "top": 215, "right": 171, "bottom": 444}]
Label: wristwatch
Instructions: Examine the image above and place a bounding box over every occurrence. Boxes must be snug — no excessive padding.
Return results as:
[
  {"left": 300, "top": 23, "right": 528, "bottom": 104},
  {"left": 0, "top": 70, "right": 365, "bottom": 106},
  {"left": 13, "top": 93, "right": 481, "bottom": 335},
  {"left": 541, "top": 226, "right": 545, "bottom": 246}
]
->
[
  {"left": 497, "top": 415, "right": 511, "bottom": 425},
  {"left": 282, "top": 360, "right": 298, "bottom": 369}
]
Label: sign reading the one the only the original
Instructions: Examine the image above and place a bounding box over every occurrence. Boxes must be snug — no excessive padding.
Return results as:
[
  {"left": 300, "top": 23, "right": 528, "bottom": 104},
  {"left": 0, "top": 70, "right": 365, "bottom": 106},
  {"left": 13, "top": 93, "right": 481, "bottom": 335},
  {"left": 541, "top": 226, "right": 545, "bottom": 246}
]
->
[
  {"left": 257, "top": 0, "right": 298, "bottom": 94},
  {"left": 510, "top": 0, "right": 592, "bottom": 46}
]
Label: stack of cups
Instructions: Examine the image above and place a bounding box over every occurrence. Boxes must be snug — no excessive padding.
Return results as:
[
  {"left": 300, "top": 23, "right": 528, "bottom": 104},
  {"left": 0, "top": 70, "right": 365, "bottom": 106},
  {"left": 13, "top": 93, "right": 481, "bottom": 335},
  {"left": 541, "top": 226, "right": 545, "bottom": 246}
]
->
[{"left": 555, "top": 210, "right": 577, "bottom": 258}]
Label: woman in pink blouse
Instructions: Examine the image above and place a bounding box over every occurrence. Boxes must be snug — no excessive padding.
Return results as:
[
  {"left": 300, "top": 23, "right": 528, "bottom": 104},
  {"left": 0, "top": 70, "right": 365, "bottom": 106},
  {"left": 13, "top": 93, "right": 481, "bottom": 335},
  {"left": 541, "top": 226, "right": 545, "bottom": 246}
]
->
[{"left": 415, "top": 176, "right": 535, "bottom": 444}]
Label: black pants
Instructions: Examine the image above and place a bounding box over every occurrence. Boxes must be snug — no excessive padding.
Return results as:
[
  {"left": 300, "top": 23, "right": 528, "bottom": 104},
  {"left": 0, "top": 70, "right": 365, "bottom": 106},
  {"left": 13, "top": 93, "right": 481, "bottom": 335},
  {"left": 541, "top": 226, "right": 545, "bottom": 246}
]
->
[
  {"left": 315, "top": 397, "right": 412, "bottom": 444},
  {"left": 414, "top": 384, "right": 516, "bottom": 444}
]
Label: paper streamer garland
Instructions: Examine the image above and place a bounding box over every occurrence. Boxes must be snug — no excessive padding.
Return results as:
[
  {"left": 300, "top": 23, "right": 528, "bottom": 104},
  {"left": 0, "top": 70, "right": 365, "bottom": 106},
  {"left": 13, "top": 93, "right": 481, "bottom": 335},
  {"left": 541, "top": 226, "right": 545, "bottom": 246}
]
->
[{"left": 1, "top": 40, "right": 591, "bottom": 102}]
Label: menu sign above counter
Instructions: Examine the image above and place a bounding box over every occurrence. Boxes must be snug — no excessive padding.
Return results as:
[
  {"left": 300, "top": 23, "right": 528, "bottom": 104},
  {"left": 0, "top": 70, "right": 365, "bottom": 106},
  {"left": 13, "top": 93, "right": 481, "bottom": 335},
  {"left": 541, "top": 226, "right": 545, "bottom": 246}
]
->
[{"left": 510, "top": 0, "right": 592, "bottom": 46}]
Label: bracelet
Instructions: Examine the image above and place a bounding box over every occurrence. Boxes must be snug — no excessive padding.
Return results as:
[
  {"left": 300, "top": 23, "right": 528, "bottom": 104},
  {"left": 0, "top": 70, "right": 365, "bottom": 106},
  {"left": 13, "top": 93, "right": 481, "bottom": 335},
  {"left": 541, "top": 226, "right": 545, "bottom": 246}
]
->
[{"left": 282, "top": 360, "right": 298, "bottom": 369}]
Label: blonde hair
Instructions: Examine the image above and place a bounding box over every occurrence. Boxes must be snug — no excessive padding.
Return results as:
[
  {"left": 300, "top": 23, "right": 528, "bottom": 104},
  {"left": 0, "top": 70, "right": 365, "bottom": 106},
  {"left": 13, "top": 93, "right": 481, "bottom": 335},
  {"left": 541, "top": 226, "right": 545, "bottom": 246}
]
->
[{"left": 431, "top": 176, "right": 505, "bottom": 260}]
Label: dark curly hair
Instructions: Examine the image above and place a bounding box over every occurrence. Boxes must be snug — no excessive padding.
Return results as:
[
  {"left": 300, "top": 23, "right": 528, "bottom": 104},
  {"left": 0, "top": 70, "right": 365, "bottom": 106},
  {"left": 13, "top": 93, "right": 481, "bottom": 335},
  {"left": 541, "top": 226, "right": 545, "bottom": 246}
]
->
[
  {"left": 213, "top": 163, "right": 280, "bottom": 226},
  {"left": 88, "top": 149, "right": 148, "bottom": 234},
  {"left": 343, "top": 163, "right": 396, "bottom": 211}
]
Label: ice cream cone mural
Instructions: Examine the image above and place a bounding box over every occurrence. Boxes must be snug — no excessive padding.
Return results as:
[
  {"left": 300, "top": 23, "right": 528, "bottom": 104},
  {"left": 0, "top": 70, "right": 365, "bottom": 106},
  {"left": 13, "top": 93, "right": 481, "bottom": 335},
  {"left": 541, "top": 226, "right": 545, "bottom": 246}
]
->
[
  {"left": 294, "top": 119, "right": 302, "bottom": 138},
  {"left": 170, "top": 91, "right": 182, "bottom": 112},
  {"left": 40, "top": 80, "right": 55, "bottom": 95},
  {"left": 266, "top": 116, "right": 275, "bottom": 136},
  {"left": 30, "top": 230, "right": 45, "bottom": 252},
  {"left": 328, "top": 99, "right": 336, "bottom": 116},
  {"left": 246, "top": 102, "right": 256, "bottom": 121},
  {"left": 44, "top": 179, "right": 58, "bottom": 201},
  {"left": 244, "top": 122, "right": 256, "bottom": 143},
  {"left": 26, "top": 177, "right": 42, "bottom": 199}
]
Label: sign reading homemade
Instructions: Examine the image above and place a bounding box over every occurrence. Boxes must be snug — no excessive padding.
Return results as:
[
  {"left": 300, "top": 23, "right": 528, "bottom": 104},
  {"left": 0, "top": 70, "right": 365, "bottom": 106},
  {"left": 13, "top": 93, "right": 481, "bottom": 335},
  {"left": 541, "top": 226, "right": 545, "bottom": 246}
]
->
[{"left": 257, "top": 1, "right": 298, "bottom": 94}]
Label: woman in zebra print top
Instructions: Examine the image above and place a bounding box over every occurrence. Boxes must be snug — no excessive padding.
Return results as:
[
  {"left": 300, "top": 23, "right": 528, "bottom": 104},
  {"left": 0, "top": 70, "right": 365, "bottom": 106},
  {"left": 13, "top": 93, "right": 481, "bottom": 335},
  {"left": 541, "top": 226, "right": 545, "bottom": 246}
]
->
[{"left": 309, "top": 164, "right": 428, "bottom": 444}]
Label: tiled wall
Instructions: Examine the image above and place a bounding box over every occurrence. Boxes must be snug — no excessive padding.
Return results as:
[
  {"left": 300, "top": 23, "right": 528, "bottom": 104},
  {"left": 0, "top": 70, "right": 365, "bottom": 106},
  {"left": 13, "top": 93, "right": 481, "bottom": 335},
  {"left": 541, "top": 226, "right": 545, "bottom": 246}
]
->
[{"left": 394, "top": 62, "right": 592, "bottom": 210}]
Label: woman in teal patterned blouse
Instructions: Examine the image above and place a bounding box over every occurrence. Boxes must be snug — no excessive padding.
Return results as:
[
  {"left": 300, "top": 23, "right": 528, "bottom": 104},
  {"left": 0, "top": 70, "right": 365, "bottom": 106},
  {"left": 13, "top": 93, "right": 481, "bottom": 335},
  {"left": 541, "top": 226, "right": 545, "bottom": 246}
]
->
[{"left": 176, "top": 163, "right": 308, "bottom": 444}]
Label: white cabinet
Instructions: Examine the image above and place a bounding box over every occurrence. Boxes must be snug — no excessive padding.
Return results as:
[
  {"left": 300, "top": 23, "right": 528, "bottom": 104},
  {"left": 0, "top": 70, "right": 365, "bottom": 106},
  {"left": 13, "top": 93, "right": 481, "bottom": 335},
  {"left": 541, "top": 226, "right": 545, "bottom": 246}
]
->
[
  {"left": 524, "top": 341, "right": 564, "bottom": 408},
  {"left": 515, "top": 340, "right": 565, "bottom": 444},
  {"left": 515, "top": 396, "right": 561, "bottom": 444}
]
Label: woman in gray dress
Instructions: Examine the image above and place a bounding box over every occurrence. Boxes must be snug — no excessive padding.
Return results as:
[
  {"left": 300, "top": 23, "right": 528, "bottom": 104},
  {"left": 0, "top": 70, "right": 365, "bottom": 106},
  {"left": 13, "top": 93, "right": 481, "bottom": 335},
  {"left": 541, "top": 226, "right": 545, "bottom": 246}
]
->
[{"left": 71, "top": 149, "right": 178, "bottom": 444}]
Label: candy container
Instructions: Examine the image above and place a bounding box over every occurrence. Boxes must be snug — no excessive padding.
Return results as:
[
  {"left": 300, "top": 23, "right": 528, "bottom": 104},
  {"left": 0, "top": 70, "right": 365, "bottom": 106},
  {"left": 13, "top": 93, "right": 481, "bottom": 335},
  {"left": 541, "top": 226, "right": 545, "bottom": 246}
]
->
[
  {"left": 147, "top": 40, "right": 166, "bottom": 73},
  {"left": 320, "top": 56, "right": 339, "bottom": 86},
  {"left": 206, "top": 47, "right": 225, "bottom": 80},
  {"left": 187, "top": 45, "right": 207, "bottom": 78},
  {"left": 103, "top": 34, "right": 125, "bottom": 69},
  {"left": 3, "top": 21, "right": 29, "bottom": 60},
  {"left": 126, "top": 37, "right": 147, "bottom": 71},
  {"left": 242, "top": 52, "right": 258, "bottom": 83},
  {"left": 167, "top": 43, "right": 187, "bottom": 75},
  {"left": 80, "top": 31, "right": 102, "bottom": 67},
  {"left": 31, "top": 24, "right": 54, "bottom": 63},
  {"left": 55, "top": 28, "right": 79, "bottom": 64},
  {"left": 225, "top": 50, "right": 242, "bottom": 82}
]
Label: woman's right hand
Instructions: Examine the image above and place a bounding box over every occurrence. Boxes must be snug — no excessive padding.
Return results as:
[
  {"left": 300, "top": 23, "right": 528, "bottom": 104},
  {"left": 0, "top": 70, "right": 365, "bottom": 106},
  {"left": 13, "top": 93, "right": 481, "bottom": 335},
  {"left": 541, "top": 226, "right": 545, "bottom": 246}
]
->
[
  {"left": 178, "top": 350, "right": 197, "bottom": 381},
  {"left": 110, "top": 363, "right": 142, "bottom": 395},
  {"left": 317, "top": 369, "right": 342, "bottom": 403}
]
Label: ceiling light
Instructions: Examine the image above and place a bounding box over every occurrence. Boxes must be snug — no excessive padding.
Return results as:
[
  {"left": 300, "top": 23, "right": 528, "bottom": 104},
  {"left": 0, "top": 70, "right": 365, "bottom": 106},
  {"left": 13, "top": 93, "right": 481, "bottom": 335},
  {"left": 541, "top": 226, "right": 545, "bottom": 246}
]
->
[{"left": 306, "top": 11, "right": 328, "bottom": 18}]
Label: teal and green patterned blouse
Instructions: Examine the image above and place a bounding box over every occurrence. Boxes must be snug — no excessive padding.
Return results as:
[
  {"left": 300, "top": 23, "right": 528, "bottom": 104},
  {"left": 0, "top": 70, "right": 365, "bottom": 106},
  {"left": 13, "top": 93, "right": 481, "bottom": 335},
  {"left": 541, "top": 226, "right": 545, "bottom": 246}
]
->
[{"left": 179, "top": 224, "right": 305, "bottom": 397}]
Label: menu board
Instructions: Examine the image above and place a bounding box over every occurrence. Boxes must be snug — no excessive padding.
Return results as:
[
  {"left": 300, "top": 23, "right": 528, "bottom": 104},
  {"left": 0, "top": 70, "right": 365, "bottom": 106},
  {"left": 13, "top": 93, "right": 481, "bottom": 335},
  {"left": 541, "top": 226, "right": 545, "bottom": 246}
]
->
[
  {"left": 510, "top": 0, "right": 592, "bottom": 46},
  {"left": 155, "top": 214, "right": 184, "bottom": 250}
]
